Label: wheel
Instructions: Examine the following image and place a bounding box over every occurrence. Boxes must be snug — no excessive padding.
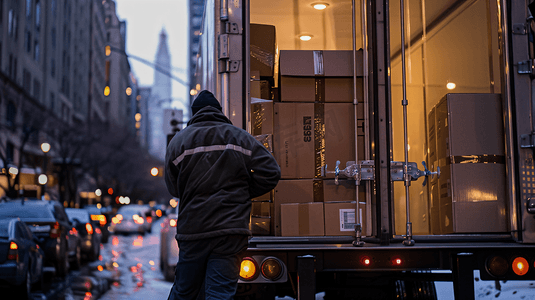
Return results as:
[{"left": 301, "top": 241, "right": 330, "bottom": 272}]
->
[{"left": 15, "top": 268, "right": 32, "bottom": 300}]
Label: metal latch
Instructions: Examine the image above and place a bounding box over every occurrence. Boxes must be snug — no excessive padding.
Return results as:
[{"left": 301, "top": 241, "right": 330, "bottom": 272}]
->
[
  {"left": 322, "top": 160, "right": 439, "bottom": 186},
  {"left": 517, "top": 60, "right": 534, "bottom": 75},
  {"left": 218, "top": 60, "right": 240, "bottom": 73},
  {"left": 219, "top": 34, "right": 229, "bottom": 59},
  {"left": 521, "top": 133, "right": 535, "bottom": 148},
  {"left": 512, "top": 23, "right": 527, "bottom": 35},
  {"left": 225, "top": 22, "right": 240, "bottom": 34}
]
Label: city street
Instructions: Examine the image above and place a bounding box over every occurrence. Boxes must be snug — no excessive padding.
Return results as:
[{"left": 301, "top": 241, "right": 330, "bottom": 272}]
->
[{"left": 94, "top": 218, "right": 173, "bottom": 300}]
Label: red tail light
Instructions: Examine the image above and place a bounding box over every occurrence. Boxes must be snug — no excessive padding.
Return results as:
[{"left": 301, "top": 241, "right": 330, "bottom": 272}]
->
[
  {"left": 86, "top": 223, "right": 94, "bottom": 235},
  {"left": 8, "top": 241, "right": 18, "bottom": 260},
  {"left": 147, "top": 216, "right": 152, "bottom": 223},
  {"left": 50, "top": 222, "right": 61, "bottom": 238}
]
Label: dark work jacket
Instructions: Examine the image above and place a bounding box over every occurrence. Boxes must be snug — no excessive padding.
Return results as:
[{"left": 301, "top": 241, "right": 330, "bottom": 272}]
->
[{"left": 165, "top": 106, "right": 281, "bottom": 241}]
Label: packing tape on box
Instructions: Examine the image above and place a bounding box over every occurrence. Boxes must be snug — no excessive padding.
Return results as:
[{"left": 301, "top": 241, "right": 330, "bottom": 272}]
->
[
  {"left": 251, "top": 44, "right": 275, "bottom": 70},
  {"left": 254, "top": 134, "right": 273, "bottom": 153},
  {"left": 313, "top": 179, "right": 324, "bottom": 202},
  {"left": 252, "top": 103, "right": 264, "bottom": 135}
]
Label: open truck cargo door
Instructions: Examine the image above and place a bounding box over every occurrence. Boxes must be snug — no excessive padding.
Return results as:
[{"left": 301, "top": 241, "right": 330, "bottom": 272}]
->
[{"left": 193, "top": 0, "right": 248, "bottom": 129}]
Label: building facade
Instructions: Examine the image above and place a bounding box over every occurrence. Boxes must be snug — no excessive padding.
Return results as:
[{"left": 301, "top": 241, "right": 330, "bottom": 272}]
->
[
  {"left": 188, "top": 0, "right": 204, "bottom": 115},
  {"left": 0, "top": 0, "right": 135, "bottom": 201}
]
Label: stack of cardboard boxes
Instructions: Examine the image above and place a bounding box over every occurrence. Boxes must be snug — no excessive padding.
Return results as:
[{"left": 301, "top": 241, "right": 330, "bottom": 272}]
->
[
  {"left": 428, "top": 93, "right": 507, "bottom": 234},
  {"left": 250, "top": 43, "right": 367, "bottom": 237}
]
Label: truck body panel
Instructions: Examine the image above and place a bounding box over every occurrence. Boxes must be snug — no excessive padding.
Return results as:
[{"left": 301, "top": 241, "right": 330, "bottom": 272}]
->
[{"left": 192, "top": 0, "right": 535, "bottom": 298}]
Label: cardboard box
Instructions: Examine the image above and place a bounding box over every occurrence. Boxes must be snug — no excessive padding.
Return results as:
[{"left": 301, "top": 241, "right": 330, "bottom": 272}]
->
[
  {"left": 274, "top": 103, "right": 364, "bottom": 179},
  {"left": 251, "top": 201, "right": 271, "bottom": 217},
  {"left": 273, "top": 180, "right": 315, "bottom": 235},
  {"left": 431, "top": 94, "right": 507, "bottom": 234},
  {"left": 279, "top": 50, "right": 363, "bottom": 102},
  {"left": 251, "top": 98, "right": 274, "bottom": 135},
  {"left": 250, "top": 24, "right": 277, "bottom": 80},
  {"left": 324, "top": 202, "right": 366, "bottom": 236},
  {"left": 273, "top": 179, "right": 366, "bottom": 235},
  {"left": 250, "top": 216, "right": 271, "bottom": 235},
  {"left": 281, "top": 202, "right": 324, "bottom": 236},
  {"left": 323, "top": 179, "right": 366, "bottom": 202}
]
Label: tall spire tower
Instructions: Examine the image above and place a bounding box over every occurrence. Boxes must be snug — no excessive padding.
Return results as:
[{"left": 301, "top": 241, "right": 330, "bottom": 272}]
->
[
  {"left": 148, "top": 28, "right": 173, "bottom": 160},
  {"left": 153, "top": 28, "right": 172, "bottom": 101}
]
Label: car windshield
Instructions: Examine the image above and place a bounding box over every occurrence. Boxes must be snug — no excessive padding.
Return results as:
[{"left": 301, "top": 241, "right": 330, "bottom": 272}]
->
[
  {"left": 0, "top": 203, "right": 55, "bottom": 220},
  {"left": 65, "top": 209, "right": 91, "bottom": 223}
]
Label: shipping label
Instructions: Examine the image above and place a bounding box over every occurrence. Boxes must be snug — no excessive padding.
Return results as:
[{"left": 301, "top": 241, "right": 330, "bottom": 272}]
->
[{"left": 339, "top": 208, "right": 356, "bottom": 231}]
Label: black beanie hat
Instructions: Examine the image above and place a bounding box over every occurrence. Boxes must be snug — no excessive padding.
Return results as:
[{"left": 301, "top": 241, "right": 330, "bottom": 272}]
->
[{"left": 191, "top": 90, "right": 222, "bottom": 115}]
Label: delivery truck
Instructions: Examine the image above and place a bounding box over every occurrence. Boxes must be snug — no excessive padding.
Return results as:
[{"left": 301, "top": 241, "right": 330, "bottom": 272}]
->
[{"left": 190, "top": 0, "right": 535, "bottom": 299}]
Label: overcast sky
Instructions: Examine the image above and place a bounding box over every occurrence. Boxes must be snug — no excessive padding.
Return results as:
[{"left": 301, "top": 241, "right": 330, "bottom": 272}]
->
[{"left": 114, "top": 0, "right": 190, "bottom": 113}]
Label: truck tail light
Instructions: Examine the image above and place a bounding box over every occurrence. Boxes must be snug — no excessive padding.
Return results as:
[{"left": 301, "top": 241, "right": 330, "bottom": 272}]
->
[
  {"left": 239, "top": 257, "right": 259, "bottom": 281},
  {"left": 50, "top": 221, "right": 60, "bottom": 238},
  {"left": 486, "top": 255, "right": 508, "bottom": 278},
  {"left": 261, "top": 258, "right": 282, "bottom": 280},
  {"left": 360, "top": 256, "right": 372, "bottom": 267},
  {"left": 86, "top": 223, "right": 94, "bottom": 235},
  {"left": 512, "top": 257, "right": 529, "bottom": 276},
  {"left": 8, "top": 241, "right": 18, "bottom": 260},
  {"left": 391, "top": 257, "right": 403, "bottom": 266}
]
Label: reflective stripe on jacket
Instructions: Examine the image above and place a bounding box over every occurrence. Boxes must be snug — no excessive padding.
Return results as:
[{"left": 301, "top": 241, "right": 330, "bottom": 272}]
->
[{"left": 165, "top": 106, "right": 281, "bottom": 241}]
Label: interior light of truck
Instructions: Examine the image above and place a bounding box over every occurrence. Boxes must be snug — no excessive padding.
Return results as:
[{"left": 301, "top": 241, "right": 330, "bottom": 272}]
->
[
  {"left": 261, "top": 258, "right": 283, "bottom": 280},
  {"left": 240, "top": 257, "right": 259, "bottom": 281},
  {"left": 391, "top": 257, "right": 403, "bottom": 266},
  {"left": 312, "top": 3, "right": 329, "bottom": 10},
  {"left": 299, "top": 35, "right": 312, "bottom": 41},
  {"left": 360, "top": 256, "right": 372, "bottom": 266},
  {"left": 486, "top": 255, "right": 508, "bottom": 277},
  {"left": 512, "top": 257, "right": 529, "bottom": 276}
]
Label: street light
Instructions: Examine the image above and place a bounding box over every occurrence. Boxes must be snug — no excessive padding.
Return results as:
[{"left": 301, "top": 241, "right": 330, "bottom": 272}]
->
[{"left": 40, "top": 142, "right": 51, "bottom": 199}]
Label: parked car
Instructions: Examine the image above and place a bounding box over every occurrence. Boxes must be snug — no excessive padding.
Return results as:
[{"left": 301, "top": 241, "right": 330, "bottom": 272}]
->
[
  {"left": 110, "top": 206, "right": 147, "bottom": 235},
  {"left": 0, "top": 218, "right": 44, "bottom": 299},
  {"left": 84, "top": 205, "right": 111, "bottom": 243},
  {"left": 65, "top": 208, "right": 101, "bottom": 261},
  {"left": 0, "top": 199, "right": 72, "bottom": 277},
  {"left": 160, "top": 208, "right": 179, "bottom": 281}
]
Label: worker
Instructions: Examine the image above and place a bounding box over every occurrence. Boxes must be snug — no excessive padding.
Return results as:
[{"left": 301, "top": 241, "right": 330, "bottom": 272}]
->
[{"left": 165, "top": 90, "right": 281, "bottom": 300}]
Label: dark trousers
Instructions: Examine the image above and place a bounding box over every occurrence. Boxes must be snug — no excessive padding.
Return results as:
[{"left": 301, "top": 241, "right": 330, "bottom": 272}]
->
[{"left": 167, "top": 235, "right": 248, "bottom": 300}]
